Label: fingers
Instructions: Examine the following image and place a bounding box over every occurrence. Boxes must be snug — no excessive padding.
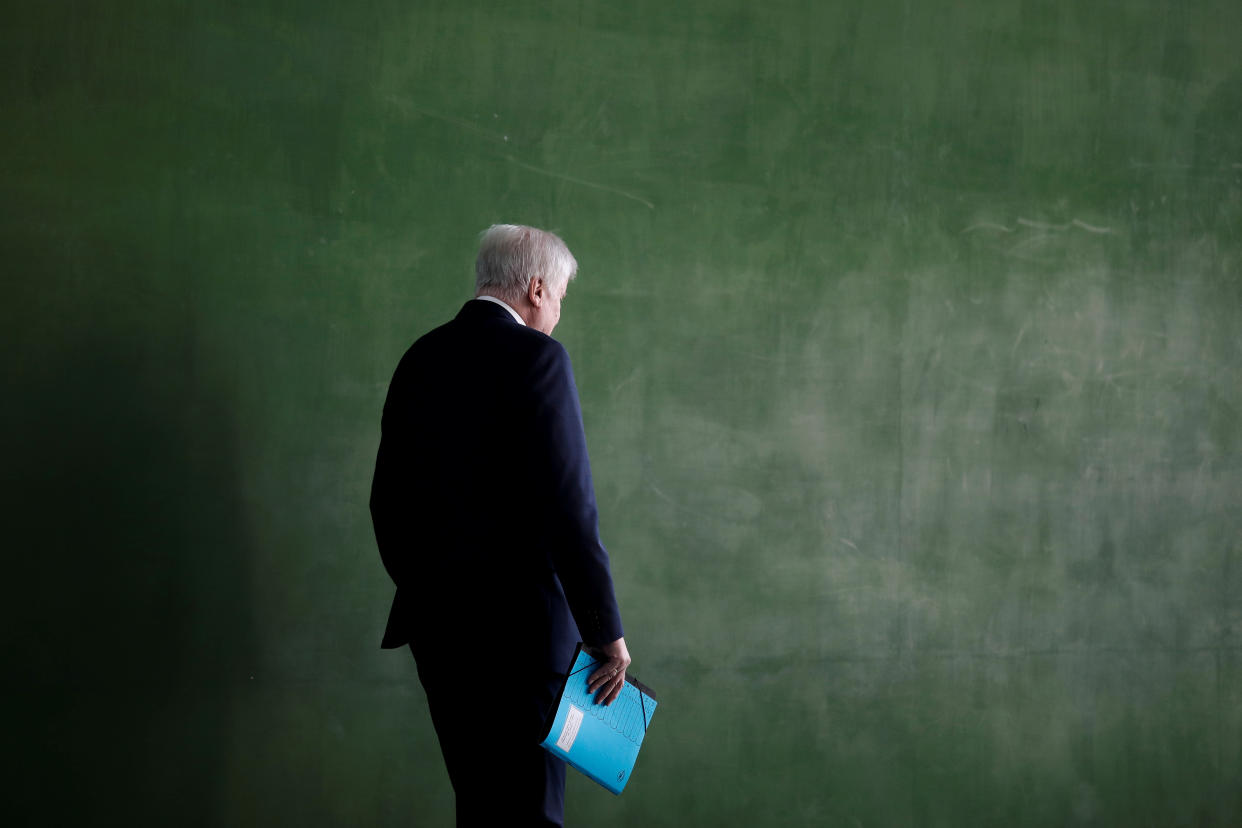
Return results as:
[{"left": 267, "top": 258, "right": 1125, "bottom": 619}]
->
[
  {"left": 600, "top": 673, "right": 625, "bottom": 705},
  {"left": 586, "top": 663, "right": 628, "bottom": 705},
  {"left": 587, "top": 663, "right": 621, "bottom": 693},
  {"left": 584, "top": 640, "right": 633, "bottom": 706},
  {"left": 593, "top": 674, "right": 623, "bottom": 706}
]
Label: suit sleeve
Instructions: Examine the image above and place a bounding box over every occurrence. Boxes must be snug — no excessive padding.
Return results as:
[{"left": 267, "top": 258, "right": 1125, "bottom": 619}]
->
[
  {"left": 370, "top": 355, "right": 422, "bottom": 591},
  {"left": 370, "top": 393, "right": 409, "bottom": 588},
  {"left": 529, "top": 341, "right": 624, "bottom": 647}
]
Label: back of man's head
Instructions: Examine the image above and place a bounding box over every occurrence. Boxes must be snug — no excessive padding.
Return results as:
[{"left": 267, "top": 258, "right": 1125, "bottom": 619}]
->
[{"left": 475, "top": 224, "right": 577, "bottom": 303}]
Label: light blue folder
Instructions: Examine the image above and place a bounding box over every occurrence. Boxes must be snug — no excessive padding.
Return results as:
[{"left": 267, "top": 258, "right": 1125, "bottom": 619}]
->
[{"left": 539, "top": 643, "right": 658, "bottom": 794}]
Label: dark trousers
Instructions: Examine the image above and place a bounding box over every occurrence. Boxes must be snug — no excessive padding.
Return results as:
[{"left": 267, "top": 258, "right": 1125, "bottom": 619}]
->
[{"left": 414, "top": 649, "right": 567, "bottom": 826}]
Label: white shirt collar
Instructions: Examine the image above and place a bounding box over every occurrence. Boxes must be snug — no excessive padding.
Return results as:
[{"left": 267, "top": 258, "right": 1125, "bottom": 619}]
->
[{"left": 475, "top": 294, "right": 525, "bottom": 326}]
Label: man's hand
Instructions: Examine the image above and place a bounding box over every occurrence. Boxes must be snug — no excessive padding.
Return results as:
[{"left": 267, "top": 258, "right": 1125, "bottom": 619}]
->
[{"left": 585, "top": 637, "right": 631, "bottom": 706}]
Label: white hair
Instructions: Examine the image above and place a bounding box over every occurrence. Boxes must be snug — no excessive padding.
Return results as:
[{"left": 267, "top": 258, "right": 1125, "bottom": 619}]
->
[{"left": 475, "top": 224, "right": 577, "bottom": 303}]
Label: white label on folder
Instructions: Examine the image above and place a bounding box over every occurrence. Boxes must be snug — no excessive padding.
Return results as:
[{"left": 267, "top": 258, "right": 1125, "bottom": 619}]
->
[{"left": 556, "top": 705, "right": 585, "bottom": 752}]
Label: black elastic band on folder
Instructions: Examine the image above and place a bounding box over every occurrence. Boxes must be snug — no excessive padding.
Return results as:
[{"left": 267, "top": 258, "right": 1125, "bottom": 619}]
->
[{"left": 569, "top": 659, "right": 598, "bottom": 679}]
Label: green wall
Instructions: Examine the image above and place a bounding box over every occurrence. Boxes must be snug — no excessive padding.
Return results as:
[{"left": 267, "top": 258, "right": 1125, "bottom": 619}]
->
[{"left": 5, "top": 1, "right": 1241, "bottom": 825}]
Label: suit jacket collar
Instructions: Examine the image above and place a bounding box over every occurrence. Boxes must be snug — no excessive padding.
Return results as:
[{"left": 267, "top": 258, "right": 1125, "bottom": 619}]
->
[{"left": 456, "top": 298, "right": 521, "bottom": 325}]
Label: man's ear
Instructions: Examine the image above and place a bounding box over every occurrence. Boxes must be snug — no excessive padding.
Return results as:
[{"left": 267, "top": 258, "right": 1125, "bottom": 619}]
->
[{"left": 527, "top": 277, "right": 545, "bottom": 308}]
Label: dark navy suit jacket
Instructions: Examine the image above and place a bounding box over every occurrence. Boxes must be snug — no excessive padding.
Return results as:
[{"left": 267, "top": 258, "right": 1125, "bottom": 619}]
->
[{"left": 370, "top": 300, "right": 624, "bottom": 673}]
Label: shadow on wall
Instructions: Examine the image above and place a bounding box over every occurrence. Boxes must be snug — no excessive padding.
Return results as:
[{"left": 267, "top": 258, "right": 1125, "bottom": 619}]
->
[{"left": 4, "top": 279, "right": 256, "bottom": 825}]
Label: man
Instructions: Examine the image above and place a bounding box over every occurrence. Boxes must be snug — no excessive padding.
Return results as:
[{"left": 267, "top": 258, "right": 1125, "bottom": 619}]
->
[{"left": 370, "top": 224, "right": 631, "bottom": 826}]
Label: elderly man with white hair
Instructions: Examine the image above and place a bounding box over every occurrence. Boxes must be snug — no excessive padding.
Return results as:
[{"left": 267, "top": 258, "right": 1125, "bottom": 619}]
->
[{"left": 370, "top": 224, "right": 631, "bottom": 826}]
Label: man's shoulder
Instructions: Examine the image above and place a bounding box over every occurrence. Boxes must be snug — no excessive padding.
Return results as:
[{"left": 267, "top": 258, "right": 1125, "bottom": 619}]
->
[
  {"left": 452, "top": 303, "right": 568, "bottom": 355},
  {"left": 398, "top": 306, "right": 569, "bottom": 369}
]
